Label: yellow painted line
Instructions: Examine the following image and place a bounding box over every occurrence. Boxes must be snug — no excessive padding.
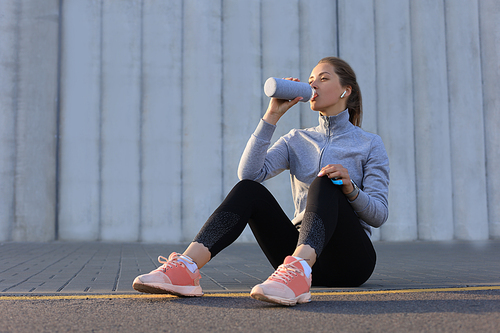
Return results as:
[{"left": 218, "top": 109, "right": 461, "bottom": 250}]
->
[
  {"left": 1, "top": 285, "right": 499, "bottom": 301},
  {"left": 0, "top": 294, "right": 172, "bottom": 301},
  {"left": 310, "top": 285, "right": 500, "bottom": 296}
]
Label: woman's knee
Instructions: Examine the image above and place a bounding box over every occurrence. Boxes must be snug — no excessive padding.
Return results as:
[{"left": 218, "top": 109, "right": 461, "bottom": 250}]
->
[
  {"left": 307, "top": 176, "right": 344, "bottom": 204},
  {"left": 310, "top": 176, "right": 342, "bottom": 190},
  {"left": 221, "top": 180, "right": 268, "bottom": 207},
  {"left": 231, "top": 179, "right": 266, "bottom": 196},
  {"left": 235, "top": 179, "right": 261, "bottom": 189}
]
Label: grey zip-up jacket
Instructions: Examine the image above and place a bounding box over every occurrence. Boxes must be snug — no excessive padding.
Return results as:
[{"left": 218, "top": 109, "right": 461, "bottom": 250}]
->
[{"left": 238, "top": 109, "right": 390, "bottom": 236}]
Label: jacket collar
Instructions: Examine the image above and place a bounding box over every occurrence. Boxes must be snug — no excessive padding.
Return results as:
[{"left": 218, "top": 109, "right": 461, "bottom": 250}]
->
[{"left": 318, "top": 109, "right": 352, "bottom": 136}]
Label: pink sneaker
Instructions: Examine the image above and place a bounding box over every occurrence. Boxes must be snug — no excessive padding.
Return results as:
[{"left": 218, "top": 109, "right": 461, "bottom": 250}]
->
[
  {"left": 250, "top": 256, "right": 312, "bottom": 306},
  {"left": 132, "top": 253, "right": 203, "bottom": 297}
]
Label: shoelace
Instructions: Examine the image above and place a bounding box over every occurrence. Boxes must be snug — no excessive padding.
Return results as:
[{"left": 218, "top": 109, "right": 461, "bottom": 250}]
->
[
  {"left": 269, "top": 259, "right": 306, "bottom": 284},
  {"left": 157, "top": 253, "right": 194, "bottom": 272}
]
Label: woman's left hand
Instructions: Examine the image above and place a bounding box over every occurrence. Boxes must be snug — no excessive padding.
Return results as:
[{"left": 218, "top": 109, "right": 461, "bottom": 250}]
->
[{"left": 317, "top": 164, "right": 355, "bottom": 195}]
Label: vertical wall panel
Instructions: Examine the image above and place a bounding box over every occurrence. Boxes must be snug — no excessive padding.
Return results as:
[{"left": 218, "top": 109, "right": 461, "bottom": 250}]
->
[
  {"left": 261, "top": 0, "right": 301, "bottom": 220},
  {"left": 182, "top": 0, "right": 223, "bottom": 241},
  {"left": 480, "top": 0, "right": 500, "bottom": 239},
  {"left": 375, "top": 0, "right": 417, "bottom": 240},
  {"left": 411, "top": 0, "right": 454, "bottom": 240},
  {"left": 0, "top": 0, "right": 17, "bottom": 241},
  {"left": 58, "top": 0, "right": 101, "bottom": 241},
  {"left": 100, "top": 1, "right": 142, "bottom": 241},
  {"left": 338, "top": 0, "right": 377, "bottom": 134},
  {"left": 338, "top": 0, "right": 380, "bottom": 240},
  {"left": 445, "top": 0, "right": 489, "bottom": 240},
  {"left": 13, "top": 0, "right": 59, "bottom": 241},
  {"left": 222, "top": 0, "right": 262, "bottom": 241},
  {"left": 140, "top": 0, "right": 183, "bottom": 243},
  {"left": 298, "top": 0, "right": 337, "bottom": 129}
]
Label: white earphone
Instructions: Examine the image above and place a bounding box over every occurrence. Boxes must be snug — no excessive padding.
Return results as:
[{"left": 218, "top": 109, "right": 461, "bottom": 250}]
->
[{"left": 340, "top": 90, "right": 347, "bottom": 98}]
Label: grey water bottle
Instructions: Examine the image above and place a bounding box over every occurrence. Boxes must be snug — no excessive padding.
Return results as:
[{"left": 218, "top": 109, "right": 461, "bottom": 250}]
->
[{"left": 264, "top": 77, "right": 315, "bottom": 102}]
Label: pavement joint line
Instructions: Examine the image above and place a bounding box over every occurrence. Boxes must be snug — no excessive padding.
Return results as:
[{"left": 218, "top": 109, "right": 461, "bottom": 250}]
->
[
  {"left": 199, "top": 271, "right": 229, "bottom": 290},
  {"left": 1, "top": 285, "right": 499, "bottom": 301}
]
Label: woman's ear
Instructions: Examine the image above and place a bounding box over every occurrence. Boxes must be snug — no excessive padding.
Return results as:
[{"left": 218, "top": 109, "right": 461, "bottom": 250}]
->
[{"left": 342, "top": 86, "right": 352, "bottom": 98}]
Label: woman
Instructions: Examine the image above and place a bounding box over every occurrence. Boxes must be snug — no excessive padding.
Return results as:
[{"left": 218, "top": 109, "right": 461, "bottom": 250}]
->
[{"left": 132, "top": 57, "right": 390, "bottom": 306}]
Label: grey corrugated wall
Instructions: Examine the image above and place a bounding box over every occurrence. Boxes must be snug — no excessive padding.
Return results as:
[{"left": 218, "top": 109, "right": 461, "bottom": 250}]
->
[{"left": 0, "top": 0, "right": 498, "bottom": 242}]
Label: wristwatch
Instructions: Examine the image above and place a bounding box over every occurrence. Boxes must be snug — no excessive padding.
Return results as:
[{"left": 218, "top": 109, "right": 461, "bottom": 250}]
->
[{"left": 346, "top": 180, "right": 359, "bottom": 200}]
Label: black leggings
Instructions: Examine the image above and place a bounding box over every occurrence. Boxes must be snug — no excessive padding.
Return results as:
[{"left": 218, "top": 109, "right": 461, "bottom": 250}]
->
[{"left": 193, "top": 177, "right": 376, "bottom": 287}]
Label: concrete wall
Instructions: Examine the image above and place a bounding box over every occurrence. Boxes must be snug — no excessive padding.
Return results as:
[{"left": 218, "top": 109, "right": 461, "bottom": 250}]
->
[
  {"left": 1, "top": 0, "right": 59, "bottom": 241},
  {"left": 0, "top": 0, "right": 499, "bottom": 242}
]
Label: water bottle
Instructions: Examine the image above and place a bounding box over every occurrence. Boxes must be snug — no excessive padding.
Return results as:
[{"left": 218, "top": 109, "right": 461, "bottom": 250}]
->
[{"left": 264, "top": 77, "right": 315, "bottom": 102}]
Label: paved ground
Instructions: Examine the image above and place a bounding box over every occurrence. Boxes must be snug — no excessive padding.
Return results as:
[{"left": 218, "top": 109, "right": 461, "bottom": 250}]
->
[
  {"left": 1, "top": 240, "right": 499, "bottom": 294},
  {"left": 1, "top": 240, "right": 499, "bottom": 332}
]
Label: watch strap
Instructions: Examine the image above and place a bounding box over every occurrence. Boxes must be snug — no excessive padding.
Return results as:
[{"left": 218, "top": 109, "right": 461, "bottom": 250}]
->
[{"left": 346, "top": 180, "right": 359, "bottom": 199}]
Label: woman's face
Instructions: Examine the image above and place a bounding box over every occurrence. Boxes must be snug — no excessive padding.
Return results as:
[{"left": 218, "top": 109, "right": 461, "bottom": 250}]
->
[{"left": 308, "top": 62, "right": 349, "bottom": 116}]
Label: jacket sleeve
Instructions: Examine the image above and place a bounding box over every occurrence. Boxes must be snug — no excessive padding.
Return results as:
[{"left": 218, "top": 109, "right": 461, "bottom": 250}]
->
[
  {"left": 238, "top": 119, "right": 290, "bottom": 182},
  {"left": 349, "top": 135, "right": 390, "bottom": 228}
]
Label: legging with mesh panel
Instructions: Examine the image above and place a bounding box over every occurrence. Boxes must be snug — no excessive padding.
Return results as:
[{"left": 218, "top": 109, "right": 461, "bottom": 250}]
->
[{"left": 193, "top": 176, "right": 376, "bottom": 287}]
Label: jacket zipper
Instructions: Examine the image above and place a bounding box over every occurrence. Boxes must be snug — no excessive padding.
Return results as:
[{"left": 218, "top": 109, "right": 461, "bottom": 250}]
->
[{"left": 318, "top": 117, "right": 332, "bottom": 172}]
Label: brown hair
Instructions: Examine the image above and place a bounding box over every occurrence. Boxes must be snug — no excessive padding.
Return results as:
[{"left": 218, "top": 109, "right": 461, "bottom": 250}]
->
[{"left": 318, "top": 57, "right": 363, "bottom": 127}]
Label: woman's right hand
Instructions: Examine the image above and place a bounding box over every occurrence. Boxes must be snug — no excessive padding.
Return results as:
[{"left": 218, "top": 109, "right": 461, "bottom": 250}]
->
[{"left": 262, "top": 77, "right": 303, "bottom": 125}]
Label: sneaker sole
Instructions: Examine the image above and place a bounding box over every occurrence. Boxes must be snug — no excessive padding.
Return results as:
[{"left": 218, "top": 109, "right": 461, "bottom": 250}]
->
[
  {"left": 132, "top": 279, "right": 203, "bottom": 297},
  {"left": 250, "top": 291, "right": 311, "bottom": 306}
]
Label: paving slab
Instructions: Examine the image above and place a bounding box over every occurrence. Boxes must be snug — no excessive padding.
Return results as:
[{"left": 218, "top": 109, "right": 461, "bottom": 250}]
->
[{"left": 0, "top": 240, "right": 499, "bottom": 295}]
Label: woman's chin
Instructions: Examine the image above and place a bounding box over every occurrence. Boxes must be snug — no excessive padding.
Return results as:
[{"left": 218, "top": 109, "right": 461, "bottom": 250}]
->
[{"left": 309, "top": 103, "right": 323, "bottom": 112}]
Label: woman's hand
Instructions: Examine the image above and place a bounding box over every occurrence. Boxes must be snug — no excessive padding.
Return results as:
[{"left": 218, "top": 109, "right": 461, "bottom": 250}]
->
[
  {"left": 262, "top": 77, "right": 303, "bottom": 125},
  {"left": 317, "top": 164, "right": 357, "bottom": 198}
]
